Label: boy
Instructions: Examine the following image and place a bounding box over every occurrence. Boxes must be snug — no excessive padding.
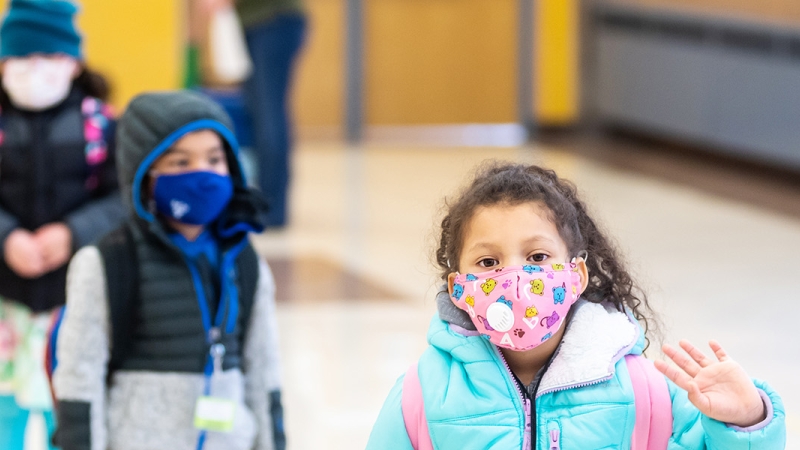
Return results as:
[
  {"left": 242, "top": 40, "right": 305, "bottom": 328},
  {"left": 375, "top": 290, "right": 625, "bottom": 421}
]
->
[{"left": 52, "top": 91, "right": 284, "bottom": 450}]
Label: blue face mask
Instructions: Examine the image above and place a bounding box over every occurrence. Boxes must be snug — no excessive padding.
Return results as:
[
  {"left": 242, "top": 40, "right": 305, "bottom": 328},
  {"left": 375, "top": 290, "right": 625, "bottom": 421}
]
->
[{"left": 152, "top": 171, "right": 234, "bottom": 225}]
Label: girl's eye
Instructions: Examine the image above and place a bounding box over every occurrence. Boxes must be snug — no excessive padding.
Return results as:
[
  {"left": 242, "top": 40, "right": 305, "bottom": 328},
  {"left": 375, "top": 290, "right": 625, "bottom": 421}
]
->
[
  {"left": 528, "top": 253, "right": 548, "bottom": 263},
  {"left": 477, "top": 258, "right": 499, "bottom": 268}
]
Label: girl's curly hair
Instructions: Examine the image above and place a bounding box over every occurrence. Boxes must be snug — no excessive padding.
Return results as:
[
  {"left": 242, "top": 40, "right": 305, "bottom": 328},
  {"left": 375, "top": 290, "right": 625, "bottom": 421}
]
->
[{"left": 435, "top": 162, "right": 657, "bottom": 349}]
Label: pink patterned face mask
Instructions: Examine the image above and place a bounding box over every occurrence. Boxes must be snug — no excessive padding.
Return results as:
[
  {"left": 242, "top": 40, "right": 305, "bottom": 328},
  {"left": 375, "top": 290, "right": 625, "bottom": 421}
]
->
[{"left": 450, "top": 263, "right": 583, "bottom": 351}]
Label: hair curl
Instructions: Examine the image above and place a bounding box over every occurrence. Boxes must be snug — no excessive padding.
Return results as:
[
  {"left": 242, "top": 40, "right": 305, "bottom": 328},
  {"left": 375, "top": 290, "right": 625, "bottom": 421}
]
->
[
  {"left": 436, "top": 162, "right": 658, "bottom": 349},
  {"left": 73, "top": 66, "right": 111, "bottom": 101}
]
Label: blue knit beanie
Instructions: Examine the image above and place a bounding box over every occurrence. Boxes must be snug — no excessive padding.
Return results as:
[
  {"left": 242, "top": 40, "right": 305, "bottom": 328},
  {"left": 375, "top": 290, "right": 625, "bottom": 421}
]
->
[{"left": 0, "top": 0, "right": 82, "bottom": 59}]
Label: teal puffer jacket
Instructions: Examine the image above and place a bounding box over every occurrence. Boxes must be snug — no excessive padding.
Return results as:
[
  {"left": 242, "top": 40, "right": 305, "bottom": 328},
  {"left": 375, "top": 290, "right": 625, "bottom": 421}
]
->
[{"left": 366, "top": 300, "right": 786, "bottom": 449}]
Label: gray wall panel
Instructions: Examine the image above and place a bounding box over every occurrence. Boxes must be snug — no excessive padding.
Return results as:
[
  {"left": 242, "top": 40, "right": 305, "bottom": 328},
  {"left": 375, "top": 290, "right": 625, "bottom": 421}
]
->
[
  {"left": 593, "top": 5, "right": 800, "bottom": 170},
  {"left": 596, "top": 31, "right": 713, "bottom": 140},
  {"left": 708, "top": 55, "right": 800, "bottom": 165}
]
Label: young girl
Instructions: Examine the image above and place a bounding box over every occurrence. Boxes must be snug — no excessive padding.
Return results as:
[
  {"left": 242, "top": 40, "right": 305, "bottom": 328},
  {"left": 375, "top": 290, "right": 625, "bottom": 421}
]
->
[
  {"left": 0, "top": 1, "right": 123, "bottom": 448},
  {"left": 367, "top": 163, "right": 785, "bottom": 449},
  {"left": 52, "top": 91, "right": 284, "bottom": 450}
]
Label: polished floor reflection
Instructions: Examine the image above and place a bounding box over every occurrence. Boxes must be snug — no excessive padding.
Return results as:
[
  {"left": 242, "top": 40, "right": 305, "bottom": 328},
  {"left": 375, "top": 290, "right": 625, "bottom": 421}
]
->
[{"left": 252, "top": 135, "right": 800, "bottom": 449}]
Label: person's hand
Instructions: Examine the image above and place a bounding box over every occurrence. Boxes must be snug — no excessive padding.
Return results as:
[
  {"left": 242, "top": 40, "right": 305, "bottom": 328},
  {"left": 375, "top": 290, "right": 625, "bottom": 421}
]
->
[
  {"left": 3, "top": 228, "right": 46, "bottom": 278},
  {"left": 33, "top": 223, "right": 73, "bottom": 272},
  {"left": 655, "top": 340, "right": 766, "bottom": 427}
]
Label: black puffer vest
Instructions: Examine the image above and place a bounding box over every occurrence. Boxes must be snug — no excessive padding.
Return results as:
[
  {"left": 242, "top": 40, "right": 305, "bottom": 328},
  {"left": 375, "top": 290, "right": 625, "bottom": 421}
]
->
[
  {"left": 0, "top": 88, "right": 118, "bottom": 311},
  {"left": 115, "top": 221, "right": 258, "bottom": 373},
  {"left": 108, "top": 91, "right": 268, "bottom": 374}
]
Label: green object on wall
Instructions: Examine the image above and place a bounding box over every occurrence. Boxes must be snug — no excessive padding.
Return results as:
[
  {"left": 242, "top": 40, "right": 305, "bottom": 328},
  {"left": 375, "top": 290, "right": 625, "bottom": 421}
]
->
[{"left": 183, "top": 44, "right": 201, "bottom": 89}]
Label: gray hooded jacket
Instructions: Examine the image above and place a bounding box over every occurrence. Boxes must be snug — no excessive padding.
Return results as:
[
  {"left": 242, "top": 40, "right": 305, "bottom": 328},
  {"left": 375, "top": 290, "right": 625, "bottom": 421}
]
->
[{"left": 53, "top": 91, "right": 283, "bottom": 450}]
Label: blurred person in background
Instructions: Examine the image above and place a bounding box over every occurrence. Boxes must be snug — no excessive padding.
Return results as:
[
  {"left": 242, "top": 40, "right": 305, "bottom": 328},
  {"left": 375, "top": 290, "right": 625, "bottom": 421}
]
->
[
  {"left": 204, "top": 0, "right": 306, "bottom": 228},
  {"left": 53, "top": 91, "right": 284, "bottom": 450},
  {"left": 0, "top": 1, "right": 124, "bottom": 448}
]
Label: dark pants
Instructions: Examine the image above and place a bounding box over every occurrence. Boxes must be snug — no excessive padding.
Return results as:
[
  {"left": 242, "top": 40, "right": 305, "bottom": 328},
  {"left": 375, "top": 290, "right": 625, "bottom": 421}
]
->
[{"left": 243, "top": 14, "right": 307, "bottom": 228}]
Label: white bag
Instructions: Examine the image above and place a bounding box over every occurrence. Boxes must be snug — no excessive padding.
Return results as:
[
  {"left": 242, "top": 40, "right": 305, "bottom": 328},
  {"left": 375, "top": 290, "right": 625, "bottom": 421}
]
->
[{"left": 208, "top": 6, "right": 253, "bottom": 84}]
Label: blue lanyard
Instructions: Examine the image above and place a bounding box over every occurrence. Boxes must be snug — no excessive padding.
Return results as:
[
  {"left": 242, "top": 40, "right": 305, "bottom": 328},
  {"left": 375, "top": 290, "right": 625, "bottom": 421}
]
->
[
  {"left": 185, "top": 239, "right": 247, "bottom": 348},
  {"left": 187, "top": 239, "right": 248, "bottom": 450}
]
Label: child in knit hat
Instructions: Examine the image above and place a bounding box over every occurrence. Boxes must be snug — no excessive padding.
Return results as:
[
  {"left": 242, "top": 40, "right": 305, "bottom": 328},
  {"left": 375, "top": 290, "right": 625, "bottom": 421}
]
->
[{"left": 0, "top": 1, "right": 125, "bottom": 448}]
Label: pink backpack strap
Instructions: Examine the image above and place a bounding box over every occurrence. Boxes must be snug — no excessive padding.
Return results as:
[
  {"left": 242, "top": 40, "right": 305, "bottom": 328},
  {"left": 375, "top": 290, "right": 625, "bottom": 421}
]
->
[
  {"left": 626, "top": 355, "right": 673, "bottom": 450},
  {"left": 401, "top": 364, "right": 434, "bottom": 450},
  {"left": 81, "top": 97, "right": 113, "bottom": 190}
]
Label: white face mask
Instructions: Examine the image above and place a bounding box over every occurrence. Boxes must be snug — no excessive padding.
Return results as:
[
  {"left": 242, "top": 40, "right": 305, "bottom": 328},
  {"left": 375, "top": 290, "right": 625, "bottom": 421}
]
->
[{"left": 2, "top": 57, "right": 78, "bottom": 111}]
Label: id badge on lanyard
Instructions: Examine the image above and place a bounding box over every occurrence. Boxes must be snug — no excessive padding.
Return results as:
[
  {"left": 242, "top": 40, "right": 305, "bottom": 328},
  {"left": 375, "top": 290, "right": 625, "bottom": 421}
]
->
[{"left": 194, "top": 340, "right": 236, "bottom": 432}]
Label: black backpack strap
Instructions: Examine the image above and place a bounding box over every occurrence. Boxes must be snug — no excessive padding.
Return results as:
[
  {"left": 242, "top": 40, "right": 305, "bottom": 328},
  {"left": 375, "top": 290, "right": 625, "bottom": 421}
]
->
[
  {"left": 236, "top": 243, "right": 259, "bottom": 342},
  {"left": 234, "top": 245, "right": 285, "bottom": 450},
  {"left": 97, "top": 224, "right": 138, "bottom": 383}
]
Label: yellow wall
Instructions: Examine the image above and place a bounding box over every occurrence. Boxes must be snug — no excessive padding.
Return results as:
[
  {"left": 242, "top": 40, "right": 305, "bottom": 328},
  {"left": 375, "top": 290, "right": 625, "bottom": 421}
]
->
[
  {"left": 293, "top": 0, "right": 580, "bottom": 127},
  {"left": 535, "top": 0, "right": 580, "bottom": 125},
  {"left": 77, "top": 0, "right": 183, "bottom": 110},
  {"left": 365, "top": 0, "right": 517, "bottom": 125},
  {"left": 0, "top": 0, "right": 581, "bottom": 126},
  {"left": 292, "top": 0, "right": 345, "bottom": 128}
]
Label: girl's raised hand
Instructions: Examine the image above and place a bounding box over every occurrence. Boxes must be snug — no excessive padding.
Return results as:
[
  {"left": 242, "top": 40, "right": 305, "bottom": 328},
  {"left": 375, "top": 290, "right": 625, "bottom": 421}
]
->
[{"left": 654, "top": 340, "right": 765, "bottom": 428}]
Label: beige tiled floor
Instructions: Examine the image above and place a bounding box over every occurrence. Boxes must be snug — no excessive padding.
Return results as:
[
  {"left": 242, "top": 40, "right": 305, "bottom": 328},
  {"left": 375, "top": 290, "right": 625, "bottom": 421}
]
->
[{"left": 252, "top": 139, "right": 800, "bottom": 449}]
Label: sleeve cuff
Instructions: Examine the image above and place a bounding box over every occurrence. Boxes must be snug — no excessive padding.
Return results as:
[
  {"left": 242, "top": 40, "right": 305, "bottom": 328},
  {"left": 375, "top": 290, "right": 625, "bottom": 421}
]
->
[
  {"left": 727, "top": 388, "right": 773, "bottom": 432},
  {"left": 63, "top": 193, "right": 126, "bottom": 250}
]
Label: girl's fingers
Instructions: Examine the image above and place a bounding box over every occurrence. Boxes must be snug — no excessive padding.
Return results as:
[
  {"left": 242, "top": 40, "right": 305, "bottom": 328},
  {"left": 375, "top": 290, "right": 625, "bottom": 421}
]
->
[
  {"left": 708, "top": 340, "right": 730, "bottom": 362},
  {"left": 685, "top": 380, "right": 711, "bottom": 413},
  {"left": 662, "top": 343, "right": 702, "bottom": 377},
  {"left": 654, "top": 359, "right": 695, "bottom": 392},
  {"left": 678, "top": 340, "right": 712, "bottom": 368}
]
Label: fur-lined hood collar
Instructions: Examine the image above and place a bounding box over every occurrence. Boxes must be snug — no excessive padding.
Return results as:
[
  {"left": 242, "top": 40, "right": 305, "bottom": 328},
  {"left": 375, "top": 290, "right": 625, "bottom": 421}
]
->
[{"left": 432, "top": 290, "right": 644, "bottom": 395}]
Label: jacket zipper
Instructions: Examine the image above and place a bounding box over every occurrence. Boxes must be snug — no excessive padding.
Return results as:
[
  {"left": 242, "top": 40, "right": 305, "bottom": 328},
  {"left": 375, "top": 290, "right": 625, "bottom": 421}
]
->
[
  {"left": 495, "top": 348, "right": 533, "bottom": 450},
  {"left": 33, "top": 113, "right": 46, "bottom": 226},
  {"left": 496, "top": 348, "right": 618, "bottom": 449},
  {"left": 485, "top": 302, "right": 642, "bottom": 449}
]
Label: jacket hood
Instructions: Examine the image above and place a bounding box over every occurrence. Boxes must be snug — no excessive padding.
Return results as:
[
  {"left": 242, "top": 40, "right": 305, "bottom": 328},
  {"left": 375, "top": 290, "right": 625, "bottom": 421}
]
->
[{"left": 115, "top": 90, "right": 266, "bottom": 234}]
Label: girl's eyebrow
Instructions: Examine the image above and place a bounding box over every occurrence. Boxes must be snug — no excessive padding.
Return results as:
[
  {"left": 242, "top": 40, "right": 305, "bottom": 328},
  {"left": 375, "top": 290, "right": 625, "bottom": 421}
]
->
[
  {"left": 465, "top": 235, "right": 557, "bottom": 254},
  {"left": 522, "top": 235, "right": 557, "bottom": 246},
  {"left": 465, "top": 242, "right": 500, "bottom": 253}
]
